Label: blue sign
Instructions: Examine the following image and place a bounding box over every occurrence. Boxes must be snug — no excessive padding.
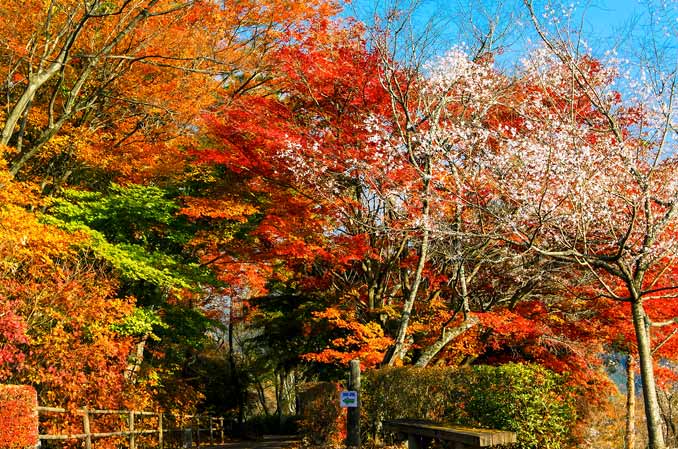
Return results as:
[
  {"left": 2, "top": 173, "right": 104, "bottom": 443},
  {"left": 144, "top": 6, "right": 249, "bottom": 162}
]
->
[{"left": 340, "top": 390, "right": 358, "bottom": 408}]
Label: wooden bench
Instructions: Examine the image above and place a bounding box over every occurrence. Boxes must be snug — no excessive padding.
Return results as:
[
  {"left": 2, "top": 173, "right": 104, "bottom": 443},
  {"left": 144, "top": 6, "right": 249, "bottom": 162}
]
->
[{"left": 382, "top": 419, "right": 517, "bottom": 449}]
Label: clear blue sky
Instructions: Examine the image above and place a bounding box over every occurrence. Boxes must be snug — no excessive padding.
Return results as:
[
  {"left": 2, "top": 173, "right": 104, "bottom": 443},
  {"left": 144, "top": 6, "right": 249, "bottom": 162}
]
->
[{"left": 340, "top": 0, "right": 658, "bottom": 60}]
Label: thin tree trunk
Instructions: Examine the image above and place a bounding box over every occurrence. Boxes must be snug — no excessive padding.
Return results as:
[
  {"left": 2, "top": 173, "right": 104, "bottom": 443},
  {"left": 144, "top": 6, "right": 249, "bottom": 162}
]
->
[
  {"left": 626, "top": 354, "right": 636, "bottom": 449},
  {"left": 125, "top": 334, "right": 148, "bottom": 382},
  {"left": 228, "top": 304, "right": 245, "bottom": 427},
  {"left": 631, "top": 301, "right": 666, "bottom": 449},
  {"left": 414, "top": 317, "right": 479, "bottom": 367},
  {"left": 382, "top": 181, "right": 430, "bottom": 366}
]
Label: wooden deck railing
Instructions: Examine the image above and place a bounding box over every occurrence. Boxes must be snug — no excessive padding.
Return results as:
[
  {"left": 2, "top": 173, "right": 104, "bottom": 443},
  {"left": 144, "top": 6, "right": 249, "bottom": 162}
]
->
[{"left": 37, "top": 406, "right": 226, "bottom": 449}]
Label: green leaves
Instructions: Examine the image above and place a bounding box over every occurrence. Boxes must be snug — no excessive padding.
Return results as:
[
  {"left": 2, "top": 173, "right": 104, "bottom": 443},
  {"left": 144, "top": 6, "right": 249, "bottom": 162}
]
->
[
  {"left": 43, "top": 184, "right": 209, "bottom": 292},
  {"left": 463, "top": 364, "right": 576, "bottom": 449},
  {"left": 361, "top": 364, "right": 577, "bottom": 449},
  {"left": 111, "top": 307, "right": 167, "bottom": 340},
  {"left": 50, "top": 184, "right": 182, "bottom": 246}
]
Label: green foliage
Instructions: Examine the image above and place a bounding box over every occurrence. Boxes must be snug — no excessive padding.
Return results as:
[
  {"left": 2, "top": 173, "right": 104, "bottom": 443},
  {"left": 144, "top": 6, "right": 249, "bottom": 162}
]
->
[
  {"left": 43, "top": 184, "right": 213, "bottom": 293},
  {"left": 111, "top": 307, "right": 167, "bottom": 340},
  {"left": 157, "top": 304, "right": 218, "bottom": 352},
  {"left": 249, "top": 294, "right": 328, "bottom": 373},
  {"left": 361, "top": 364, "right": 577, "bottom": 449},
  {"left": 50, "top": 185, "right": 182, "bottom": 247},
  {"left": 42, "top": 215, "right": 196, "bottom": 291},
  {"left": 147, "top": 304, "right": 221, "bottom": 397},
  {"left": 461, "top": 364, "right": 576, "bottom": 449}
]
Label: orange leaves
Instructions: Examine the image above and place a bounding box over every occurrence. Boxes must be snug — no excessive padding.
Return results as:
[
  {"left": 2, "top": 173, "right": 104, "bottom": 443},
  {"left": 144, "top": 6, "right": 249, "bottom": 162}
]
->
[
  {"left": 479, "top": 308, "right": 545, "bottom": 344},
  {"left": 303, "top": 307, "right": 392, "bottom": 368},
  {"left": 180, "top": 197, "right": 257, "bottom": 222},
  {"left": 331, "top": 233, "right": 377, "bottom": 265},
  {"left": 0, "top": 0, "right": 345, "bottom": 183},
  {"left": 0, "top": 168, "right": 135, "bottom": 409}
]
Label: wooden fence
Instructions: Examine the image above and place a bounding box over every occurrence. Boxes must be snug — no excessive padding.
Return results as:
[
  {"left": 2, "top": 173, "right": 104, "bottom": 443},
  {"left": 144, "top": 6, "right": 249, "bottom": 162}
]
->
[{"left": 37, "top": 406, "right": 226, "bottom": 449}]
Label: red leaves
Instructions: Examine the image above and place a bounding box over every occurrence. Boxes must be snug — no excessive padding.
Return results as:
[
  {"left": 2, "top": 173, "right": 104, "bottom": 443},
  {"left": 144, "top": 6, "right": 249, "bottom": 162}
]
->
[
  {"left": 0, "top": 385, "right": 38, "bottom": 449},
  {"left": 0, "top": 173, "right": 135, "bottom": 410},
  {"left": 0, "top": 301, "right": 28, "bottom": 376}
]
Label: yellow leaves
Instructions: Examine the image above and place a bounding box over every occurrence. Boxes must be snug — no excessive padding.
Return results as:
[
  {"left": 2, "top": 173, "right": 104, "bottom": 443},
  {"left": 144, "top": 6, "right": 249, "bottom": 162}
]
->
[
  {"left": 0, "top": 179, "right": 91, "bottom": 289},
  {"left": 41, "top": 132, "right": 86, "bottom": 157},
  {"left": 0, "top": 143, "right": 17, "bottom": 158},
  {"left": 0, "top": 160, "right": 40, "bottom": 207},
  {"left": 546, "top": 313, "right": 566, "bottom": 325}
]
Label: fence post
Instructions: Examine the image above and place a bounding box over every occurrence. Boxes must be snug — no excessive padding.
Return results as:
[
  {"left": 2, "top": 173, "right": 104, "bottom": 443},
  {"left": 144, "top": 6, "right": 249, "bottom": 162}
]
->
[
  {"left": 129, "top": 411, "right": 136, "bottom": 449},
  {"left": 219, "top": 417, "right": 224, "bottom": 444},
  {"left": 182, "top": 415, "right": 192, "bottom": 449},
  {"left": 82, "top": 408, "right": 92, "bottom": 449},
  {"left": 158, "top": 413, "right": 164, "bottom": 449},
  {"left": 194, "top": 415, "right": 200, "bottom": 448},
  {"left": 209, "top": 417, "right": 214, "bottom": 444}
]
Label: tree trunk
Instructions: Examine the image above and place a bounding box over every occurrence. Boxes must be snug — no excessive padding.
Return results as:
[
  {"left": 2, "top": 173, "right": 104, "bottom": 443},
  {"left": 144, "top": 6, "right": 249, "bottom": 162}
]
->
[
  {"left": 125, "top": 334, "right": 148, "bottom": 382},
  {"left": 631, "top": 301, "right": 666, "bottom": 449},
  {"left": 625, "top": 354, "right": 636, "bottom": 449},
  {"left": 382, "top": 222, "right": 429, "bottom": 366},
  {"left": 414, "top": 317, "right": 479, "bottom": 367},
  {"left": 2, "top": 68, "right": 61, "bottom": 146},
  {"left": 228, "top": 304, "right": 245, "bottom": 427}
]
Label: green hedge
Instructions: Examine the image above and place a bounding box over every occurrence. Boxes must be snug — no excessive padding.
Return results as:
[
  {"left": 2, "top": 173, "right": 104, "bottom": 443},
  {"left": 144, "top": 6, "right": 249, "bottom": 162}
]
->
[{"left": 362, "top": 363, "right": 576, "bottom": 449}]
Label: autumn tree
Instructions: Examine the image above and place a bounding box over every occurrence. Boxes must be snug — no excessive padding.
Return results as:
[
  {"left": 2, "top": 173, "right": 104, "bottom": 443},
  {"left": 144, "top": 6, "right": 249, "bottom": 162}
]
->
[
  {"left": 0, "top": 0, "right": 340, "bottom": 187},
  {"left": 0, "top": 165, "right": 135, "bottom": 410},
  {"left": 0, "top": 0, "right": 348, "bottom": 422},
  {"left": 464, "top": 3, "right": 678, "bottom": 446},
  {"left": 196, "top": 9, "right": 593, "bottom": 382}
]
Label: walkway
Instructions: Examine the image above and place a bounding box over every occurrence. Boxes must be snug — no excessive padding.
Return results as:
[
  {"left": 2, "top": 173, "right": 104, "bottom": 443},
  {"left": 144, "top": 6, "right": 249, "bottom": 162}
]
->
[{"left": 206, "top": 435, "right": 301, "bottom": 449}]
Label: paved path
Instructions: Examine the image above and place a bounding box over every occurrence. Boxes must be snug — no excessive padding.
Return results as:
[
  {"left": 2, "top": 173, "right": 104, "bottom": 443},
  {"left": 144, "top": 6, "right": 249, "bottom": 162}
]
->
[{"left": 206, "top": 435, "right": 301, "bottom": 449}]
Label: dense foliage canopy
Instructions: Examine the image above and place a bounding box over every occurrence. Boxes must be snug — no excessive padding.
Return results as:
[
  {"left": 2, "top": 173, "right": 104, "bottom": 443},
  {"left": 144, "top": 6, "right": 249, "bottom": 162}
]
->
[{"left": 2, "top": 1, "right": 678, "bottom": 448}]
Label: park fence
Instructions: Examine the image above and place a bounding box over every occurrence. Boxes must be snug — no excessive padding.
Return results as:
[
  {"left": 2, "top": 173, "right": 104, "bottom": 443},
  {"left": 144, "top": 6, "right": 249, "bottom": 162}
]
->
[{"left": 36, "top": 406, "right": 226, "bottom": 449}]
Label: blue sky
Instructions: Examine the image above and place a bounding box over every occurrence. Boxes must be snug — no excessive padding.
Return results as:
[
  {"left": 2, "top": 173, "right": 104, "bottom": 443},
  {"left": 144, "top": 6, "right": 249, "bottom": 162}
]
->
[
  {"left": 580, "top": 0, "right": 642, "bottom": 30},
  {"left": 340, "top": 0, "right": 659, "bottom": 60}
]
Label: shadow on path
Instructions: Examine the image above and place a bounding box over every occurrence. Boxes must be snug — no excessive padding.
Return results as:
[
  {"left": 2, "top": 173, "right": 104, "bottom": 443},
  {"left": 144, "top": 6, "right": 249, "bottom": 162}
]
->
[{"left": 204, "top": 435, "right": 301, "bottom": 449}]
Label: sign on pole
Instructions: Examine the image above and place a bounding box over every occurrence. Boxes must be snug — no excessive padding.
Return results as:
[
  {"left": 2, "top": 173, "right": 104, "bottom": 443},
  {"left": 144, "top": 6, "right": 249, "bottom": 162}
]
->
[
  {"left": 340, "top": 391, "right": 358, "bottom": 408},
  {"left": 346, "top": 359, "right": 361, "bottom": 448}
]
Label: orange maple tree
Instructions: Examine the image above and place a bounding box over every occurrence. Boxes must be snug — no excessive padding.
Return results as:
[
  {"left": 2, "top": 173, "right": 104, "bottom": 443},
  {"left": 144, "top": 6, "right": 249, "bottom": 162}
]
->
[{"left": 0, "top": 164, "right": 134, "bottom": 410}]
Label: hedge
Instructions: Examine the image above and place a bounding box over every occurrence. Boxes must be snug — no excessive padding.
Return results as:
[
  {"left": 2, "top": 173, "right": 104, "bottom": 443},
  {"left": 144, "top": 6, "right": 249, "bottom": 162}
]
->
[
  {"left": 361, "top": 363, "right": 577, "bottom": 449},
  {"left": 297, "top": 382, "right": 345, "bottom": 445}
]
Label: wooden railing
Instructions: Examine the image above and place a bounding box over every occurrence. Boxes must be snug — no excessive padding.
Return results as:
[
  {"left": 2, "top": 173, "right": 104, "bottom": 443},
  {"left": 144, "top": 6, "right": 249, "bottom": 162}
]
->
[{"left": 37, "top": 406, "right": 226, "bottom": 449}]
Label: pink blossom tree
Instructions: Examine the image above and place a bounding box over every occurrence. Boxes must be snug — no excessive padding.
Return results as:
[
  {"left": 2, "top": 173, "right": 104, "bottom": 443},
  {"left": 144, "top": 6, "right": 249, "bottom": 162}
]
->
[{"left": 480, "top": 4, "right": 678, "bottom": 445}]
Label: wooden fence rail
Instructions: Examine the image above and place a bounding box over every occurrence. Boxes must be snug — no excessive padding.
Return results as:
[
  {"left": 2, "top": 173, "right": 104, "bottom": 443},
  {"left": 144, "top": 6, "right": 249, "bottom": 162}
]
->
[{"left": 37, "top": 406, "right": 225, "bottom": 449}]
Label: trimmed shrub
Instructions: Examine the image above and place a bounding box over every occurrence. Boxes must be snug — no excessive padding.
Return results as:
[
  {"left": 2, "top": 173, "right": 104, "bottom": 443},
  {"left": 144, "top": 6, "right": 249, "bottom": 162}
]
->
[
  {"left": 361, "top": 366, "right": 464, "bottom": 436},
  {"left": 361, "top": 364, "right": 576, "bottom": 449},
  {"left": 0, "top": 384, "right": 38, "bottom": 449},
  {"left": 459, "top": 364, "right": 576, "bottom": 449}
]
